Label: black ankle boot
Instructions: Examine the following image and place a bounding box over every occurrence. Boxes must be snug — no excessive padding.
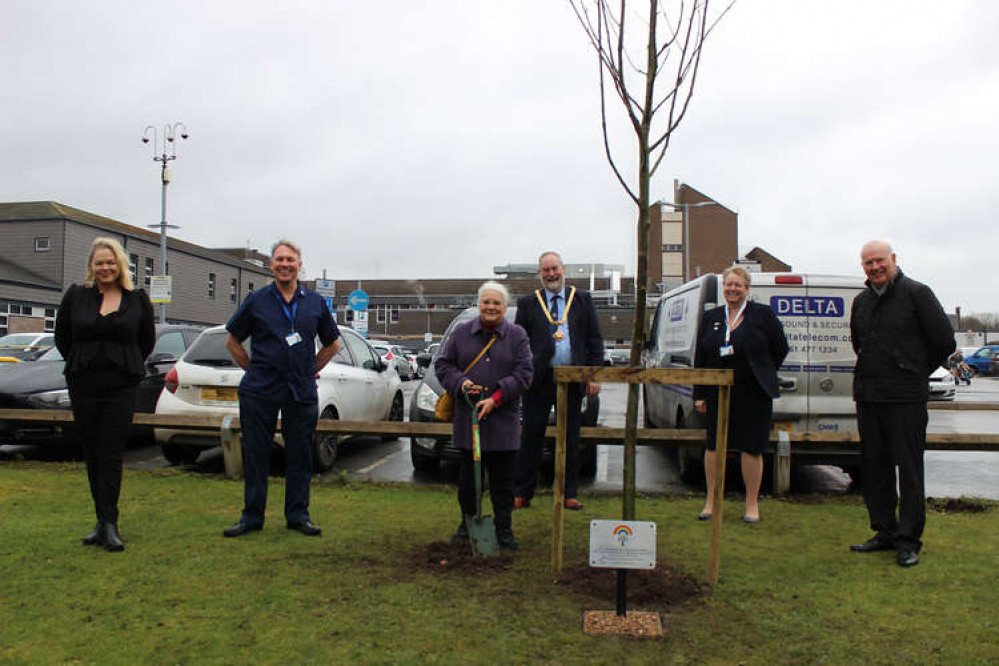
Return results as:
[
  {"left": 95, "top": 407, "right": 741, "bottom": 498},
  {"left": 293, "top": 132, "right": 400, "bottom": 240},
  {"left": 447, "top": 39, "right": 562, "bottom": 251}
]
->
[
  {"left": 101, "top": 523, "right": 125, "bottom": 552},
  {"left": 82, "top": 522, "right": 104, "bottom": 546}
]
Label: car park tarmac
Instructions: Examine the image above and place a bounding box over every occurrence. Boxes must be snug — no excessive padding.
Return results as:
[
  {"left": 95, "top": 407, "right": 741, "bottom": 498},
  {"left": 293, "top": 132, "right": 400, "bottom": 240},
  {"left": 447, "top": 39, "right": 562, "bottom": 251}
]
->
[{"left": 3, "top": 376, "right": 997, "bottom": 500}]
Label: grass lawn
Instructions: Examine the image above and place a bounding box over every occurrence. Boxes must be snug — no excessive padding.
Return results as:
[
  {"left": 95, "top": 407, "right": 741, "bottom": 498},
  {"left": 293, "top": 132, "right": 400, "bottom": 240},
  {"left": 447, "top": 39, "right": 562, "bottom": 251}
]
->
[{"left": 1, "top": 462, "right": 996, "bottom": 665}]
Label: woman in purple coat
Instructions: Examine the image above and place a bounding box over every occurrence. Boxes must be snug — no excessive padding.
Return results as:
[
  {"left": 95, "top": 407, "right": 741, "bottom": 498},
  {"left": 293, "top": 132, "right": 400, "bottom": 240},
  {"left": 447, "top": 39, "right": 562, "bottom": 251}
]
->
[{"left": 435, "top": 281, "right": 533, "bottom": 550}]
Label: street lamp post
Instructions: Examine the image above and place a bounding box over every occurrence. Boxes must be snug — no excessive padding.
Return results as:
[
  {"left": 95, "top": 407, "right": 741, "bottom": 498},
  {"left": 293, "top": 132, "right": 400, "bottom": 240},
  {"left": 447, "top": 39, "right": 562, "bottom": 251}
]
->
[
  {"left": 658, "top": 200, "right": 719, "bottom": 282},
  {"left": 141, "top": 123, "right": 189, "bottom": 323}
]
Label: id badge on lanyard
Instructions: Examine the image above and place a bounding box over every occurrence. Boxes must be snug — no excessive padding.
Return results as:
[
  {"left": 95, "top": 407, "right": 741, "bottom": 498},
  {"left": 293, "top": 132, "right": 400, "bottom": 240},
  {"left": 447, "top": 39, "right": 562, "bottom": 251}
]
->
[
  {"left": 720, "top": 301, "right": 746, "bottom": 358},
  {"left": 278, "top": 293, "right": 301, "bottom": 347}
]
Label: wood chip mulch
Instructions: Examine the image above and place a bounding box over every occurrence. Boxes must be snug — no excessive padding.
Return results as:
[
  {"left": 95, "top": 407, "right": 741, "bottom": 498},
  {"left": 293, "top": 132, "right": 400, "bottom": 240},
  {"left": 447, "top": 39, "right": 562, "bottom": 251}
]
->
[{"left": 583, "top": 610, "right": 664, "bottom": 638}]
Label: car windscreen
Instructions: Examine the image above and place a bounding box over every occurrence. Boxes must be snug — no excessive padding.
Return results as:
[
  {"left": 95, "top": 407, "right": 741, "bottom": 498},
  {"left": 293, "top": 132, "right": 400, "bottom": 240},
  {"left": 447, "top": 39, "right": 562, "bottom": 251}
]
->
[
  {"left": 183, "top": 331, "right": 245, "bottom": 367},
  {"left": 431, "top": 306, "right": 517, "bottom": 362},
  {"left": 37, "top": 347, "right": 63, "bottom": 361}
]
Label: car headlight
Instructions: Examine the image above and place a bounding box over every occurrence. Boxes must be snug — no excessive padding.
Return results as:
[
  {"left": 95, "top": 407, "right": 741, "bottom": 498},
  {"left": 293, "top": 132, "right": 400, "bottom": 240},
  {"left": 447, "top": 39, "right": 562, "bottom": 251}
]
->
[
  {"left": 26, "top": 389, "right": 72, "bottom": 409},
  {"left": 414, "top": 382, "right": 439, "bottom": 412}
]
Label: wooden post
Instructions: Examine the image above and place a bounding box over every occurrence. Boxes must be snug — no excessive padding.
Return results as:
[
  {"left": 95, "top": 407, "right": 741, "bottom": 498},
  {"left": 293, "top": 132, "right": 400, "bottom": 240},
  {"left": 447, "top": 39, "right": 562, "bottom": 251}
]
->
[
  {"left": 775, "top": 429, "right": 791, "bottom": 495},
  {"left": 220, "top": 414, "right": 243, "bottom": 480},
  {"left": 707, "top": 384, "right": 731, "bottom": 584},
  {"left": 552, "top": 381, "right": 568, "bottom": 574}
]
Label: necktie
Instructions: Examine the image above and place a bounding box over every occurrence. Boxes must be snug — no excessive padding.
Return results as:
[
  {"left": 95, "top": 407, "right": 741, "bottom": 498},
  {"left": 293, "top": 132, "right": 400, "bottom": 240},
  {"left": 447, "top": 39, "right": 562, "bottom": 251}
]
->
[{"left": 550, "top": 294, "right": 559, "bottom": 321}]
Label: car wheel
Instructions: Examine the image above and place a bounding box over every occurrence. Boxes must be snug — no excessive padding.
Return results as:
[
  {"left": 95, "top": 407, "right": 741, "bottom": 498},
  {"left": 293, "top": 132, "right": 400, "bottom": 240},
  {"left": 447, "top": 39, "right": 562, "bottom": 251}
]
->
[
  {"left": 410, "top": 439, "right": 440, "bottom": 473},
  {"left": 382, "top": 392, "right": 405, "bottom": 442},
  {"left": 675, "top": 409, "right": 703, "bottom": 484},
  {"left": 314, "top": 407, "right": 341, "bottom": 472},
  {"left": 642, "top": 386, "right": 655, "bottom": 428},
  {"left": 161, "top": 443, "right": 200, "bottom": 465}
]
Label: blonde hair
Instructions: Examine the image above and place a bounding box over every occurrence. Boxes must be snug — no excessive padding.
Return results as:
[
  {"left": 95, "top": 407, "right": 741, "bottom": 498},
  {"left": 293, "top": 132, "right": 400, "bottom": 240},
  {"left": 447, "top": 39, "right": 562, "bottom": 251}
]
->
[
  {"left": 85, "top": 237, "right": 134, "bottom": 290},
  {"left": 721, "top": 265, "right": 751, "bottom": 288}
]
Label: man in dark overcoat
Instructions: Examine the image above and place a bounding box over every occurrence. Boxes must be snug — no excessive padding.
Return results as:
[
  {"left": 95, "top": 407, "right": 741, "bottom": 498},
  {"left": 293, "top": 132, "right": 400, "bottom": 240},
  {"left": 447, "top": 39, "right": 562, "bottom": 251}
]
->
[
  {"left": 514, "top": 251, "right": 604, "bottom": 511},
  {"left": 849, "top": 240, "right": 954, "bottom": 567}
]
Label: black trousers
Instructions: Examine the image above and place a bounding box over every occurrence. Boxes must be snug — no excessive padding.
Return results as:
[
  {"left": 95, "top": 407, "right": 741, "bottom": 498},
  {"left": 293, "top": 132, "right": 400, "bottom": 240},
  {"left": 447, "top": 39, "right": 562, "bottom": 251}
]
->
[
  {"left": 856, "top": 401, "right": 928, "bottom": 552},
  {"left": 516, "top": 377, "right": 583, "bottom": 500},
  {"left": 457, "top": 449, "right": 516, "bottom": 531},
  {"left": 68, "top": 379, "right": 138, "bottom": 525}
]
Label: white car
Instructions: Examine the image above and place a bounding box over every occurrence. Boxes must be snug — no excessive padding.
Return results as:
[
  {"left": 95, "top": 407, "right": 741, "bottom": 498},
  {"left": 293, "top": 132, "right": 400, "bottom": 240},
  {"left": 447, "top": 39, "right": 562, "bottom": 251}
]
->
[
  {"left": 154, "top": 326, "right": 404, "bottom": 470},
  {"left": 928, "top": 365, "right": 956, "bottom": 401}
]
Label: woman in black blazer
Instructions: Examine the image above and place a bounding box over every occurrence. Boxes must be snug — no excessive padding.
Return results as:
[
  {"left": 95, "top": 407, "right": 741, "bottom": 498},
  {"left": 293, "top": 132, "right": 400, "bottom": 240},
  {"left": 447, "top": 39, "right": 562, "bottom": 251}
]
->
[
  {"left": 55, "top": 237, "right": 155, "bottom": 551},
  {"left": 693, "top": 266, "right": 788, "bottom": 523}
]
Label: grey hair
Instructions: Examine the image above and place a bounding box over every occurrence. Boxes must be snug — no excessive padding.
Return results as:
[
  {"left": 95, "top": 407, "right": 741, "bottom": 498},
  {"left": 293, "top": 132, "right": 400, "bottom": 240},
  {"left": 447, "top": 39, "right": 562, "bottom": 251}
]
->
[
  {"left": 538, "top": 250, "right": 563, "bottom": 267},
  {"left": 861, "top": 239, "right": 893, "bottom": 258},
  {"left": 477, "top": 281, "right": 510, "bottom": 306},
  {"left": 271, "top": 238, "right": 302, "bottom": 259}
]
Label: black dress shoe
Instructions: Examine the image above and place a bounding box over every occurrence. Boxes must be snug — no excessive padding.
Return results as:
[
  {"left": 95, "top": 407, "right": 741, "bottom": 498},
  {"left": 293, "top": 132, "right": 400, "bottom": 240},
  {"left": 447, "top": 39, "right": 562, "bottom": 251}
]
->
[
  {"left": 287, "top": 521, "right": 322, "bottom": 536},
  {"left": 82, "top": 522, "right": 104, "bottom": 546},
  {"left": 101, "top": 523, "right": 125, "bottom": 552},
  {"left": 850, "top": 536, "right": 894, "bottom": 552},
  {"left": 496, "top": 528, "right": 518, "bottom": 550},
  {"left": 223, "top": 522, "right": 262, "bottom": 538},
  {"left": 897, "top": 550, "right": 919, "bottom": 567}
]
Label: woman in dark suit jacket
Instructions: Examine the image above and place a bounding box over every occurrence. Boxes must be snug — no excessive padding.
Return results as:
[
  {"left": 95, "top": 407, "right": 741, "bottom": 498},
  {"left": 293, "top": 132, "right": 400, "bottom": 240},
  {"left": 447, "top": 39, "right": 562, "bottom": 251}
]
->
[
  {"left": 435, "top": 281, "right": 533, "bottom": 550},
  {"left": 55, "top": 237, "right": 155, "bottom": 552},
  {"left": 693, "top": 266, "right": 788, "bottom": 523}
]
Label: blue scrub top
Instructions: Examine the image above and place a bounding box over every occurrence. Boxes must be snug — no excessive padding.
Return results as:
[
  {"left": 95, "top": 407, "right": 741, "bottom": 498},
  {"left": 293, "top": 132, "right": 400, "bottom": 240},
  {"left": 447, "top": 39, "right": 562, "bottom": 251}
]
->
[{"left": 226, "top": 282, "right": 339, "bottom": 403}]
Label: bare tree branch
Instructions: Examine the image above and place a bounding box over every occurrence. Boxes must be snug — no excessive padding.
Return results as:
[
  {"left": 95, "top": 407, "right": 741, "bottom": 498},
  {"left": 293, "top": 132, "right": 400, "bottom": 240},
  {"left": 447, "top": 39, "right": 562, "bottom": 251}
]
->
[{"left": 566, "top": 0, "right": 733, "bottom": 521}]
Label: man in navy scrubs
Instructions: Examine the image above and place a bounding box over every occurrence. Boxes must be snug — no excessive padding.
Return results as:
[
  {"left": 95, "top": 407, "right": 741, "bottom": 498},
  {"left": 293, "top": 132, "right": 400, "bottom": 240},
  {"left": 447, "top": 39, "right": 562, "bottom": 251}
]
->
[{"left": 222, "top": 239, "right": 340, "bottom": 537}]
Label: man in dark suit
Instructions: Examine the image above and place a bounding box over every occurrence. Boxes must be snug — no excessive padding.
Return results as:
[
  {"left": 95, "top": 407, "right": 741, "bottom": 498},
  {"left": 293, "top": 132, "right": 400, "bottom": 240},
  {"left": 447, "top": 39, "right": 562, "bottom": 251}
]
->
[
  {"left": 849, "top": 240, "right": 954, "bottom": 568},
  {"left": 514, "top": 251, "right": 604, "bottom": 510}
]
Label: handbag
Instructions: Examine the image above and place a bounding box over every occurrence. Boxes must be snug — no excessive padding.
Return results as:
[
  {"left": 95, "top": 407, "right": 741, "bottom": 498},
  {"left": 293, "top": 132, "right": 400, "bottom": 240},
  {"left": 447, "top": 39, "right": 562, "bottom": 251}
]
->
[{"left": 434, "top": 335, "right": 498, "bottom": 422}]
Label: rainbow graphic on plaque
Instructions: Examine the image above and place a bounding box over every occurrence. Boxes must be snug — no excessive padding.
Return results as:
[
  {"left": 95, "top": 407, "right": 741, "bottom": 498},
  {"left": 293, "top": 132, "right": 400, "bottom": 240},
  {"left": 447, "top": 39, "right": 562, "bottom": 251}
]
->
[{"left": 613, "top": 524, "right": 633, "bottom": 546}]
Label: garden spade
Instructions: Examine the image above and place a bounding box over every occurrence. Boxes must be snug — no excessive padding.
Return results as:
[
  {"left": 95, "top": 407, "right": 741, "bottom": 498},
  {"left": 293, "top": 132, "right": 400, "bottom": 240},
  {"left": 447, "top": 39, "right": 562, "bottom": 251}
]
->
[{"left": 464, "top": 391, "right": 499, "bottom": 557}]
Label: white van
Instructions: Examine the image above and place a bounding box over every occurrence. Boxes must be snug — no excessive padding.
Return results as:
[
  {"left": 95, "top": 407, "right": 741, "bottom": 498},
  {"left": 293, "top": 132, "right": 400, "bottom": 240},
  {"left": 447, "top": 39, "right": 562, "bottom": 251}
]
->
[{"left": 643, "top": 272, "right": 865, "bottom": 482}]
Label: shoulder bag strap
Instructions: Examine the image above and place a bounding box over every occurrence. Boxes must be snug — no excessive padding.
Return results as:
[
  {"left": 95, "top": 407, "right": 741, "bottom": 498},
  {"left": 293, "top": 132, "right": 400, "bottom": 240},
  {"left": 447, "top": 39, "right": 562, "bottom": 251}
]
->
[{"left": 462, "top": 334, "right": 498, "bottom": 374}]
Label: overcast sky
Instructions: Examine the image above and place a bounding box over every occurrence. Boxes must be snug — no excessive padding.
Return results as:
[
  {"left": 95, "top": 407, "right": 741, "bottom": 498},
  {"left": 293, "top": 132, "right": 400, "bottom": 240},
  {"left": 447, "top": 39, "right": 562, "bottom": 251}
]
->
[{"left": 2, "top": 1, "right": 996, "bottom": 313}]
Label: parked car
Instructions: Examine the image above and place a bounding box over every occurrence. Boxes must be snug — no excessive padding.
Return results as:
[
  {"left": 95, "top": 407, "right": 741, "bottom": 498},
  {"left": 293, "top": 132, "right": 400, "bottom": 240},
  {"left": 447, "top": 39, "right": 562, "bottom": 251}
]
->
[
  {"left": 154, "top": 326, "right": 404, "bottom": 470},
  {"left": 963, "top": 345, "right": 999, "bottom": 376},
  {"left": 928, "top": 366, "right": 956, "bottom": 401},
  {"left": 642, "top": 273, "right": 866, "bottom": 483},
  {"left": 0, "top": 332, "right": 55, "bottom": 361},
  {"left": 604, "top": 348, "right": 631, "bottom": 366},
  {"left": 368, "top": 340, "right": 416, "bottom": 380},
  {"left": 409, "top": 306, "right": 600, "bottom": 475},
  {"left": 0, "top": 325, "right": 201, "bottom": 450}
]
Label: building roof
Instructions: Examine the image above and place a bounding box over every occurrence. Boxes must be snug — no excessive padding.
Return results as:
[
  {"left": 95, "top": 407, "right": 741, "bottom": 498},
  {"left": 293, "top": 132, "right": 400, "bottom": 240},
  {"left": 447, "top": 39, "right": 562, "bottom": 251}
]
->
[{"left": 0, "top": 201, "right": 272, "bottom": 275}]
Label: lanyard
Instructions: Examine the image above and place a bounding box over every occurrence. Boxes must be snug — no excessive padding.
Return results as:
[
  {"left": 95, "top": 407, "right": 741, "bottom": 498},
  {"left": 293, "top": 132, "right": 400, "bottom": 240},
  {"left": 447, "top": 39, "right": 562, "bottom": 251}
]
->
[
  {"left": 275, "top": 290, "right": 298, "bottom": 331},
  {"left": 724, "top": 301, "right": 747, "bottom": 345}
]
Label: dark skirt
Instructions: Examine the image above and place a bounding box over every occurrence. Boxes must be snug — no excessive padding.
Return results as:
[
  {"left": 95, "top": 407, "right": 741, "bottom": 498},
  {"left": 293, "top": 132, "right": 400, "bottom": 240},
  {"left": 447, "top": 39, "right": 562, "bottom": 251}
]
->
[{"left": 703, "top": 379, "right": 773, "bottom": 455}]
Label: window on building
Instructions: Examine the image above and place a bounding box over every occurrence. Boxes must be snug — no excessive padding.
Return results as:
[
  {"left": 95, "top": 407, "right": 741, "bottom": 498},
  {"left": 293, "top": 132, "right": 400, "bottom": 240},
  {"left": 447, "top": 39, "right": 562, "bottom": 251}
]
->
[
  {"left": 230, "top": 278, "right": 238, "bottom": 303},
  {"left": 44, "top": 308, "right": 56, "bottom": 332},
  {"left": 129, "top": 254, "right": 138, "bottom": 285},
  {"left": 662, "top": 244, "right": 683, "bottom": 252},
  {"left": 208, "top": 273, "right": 216, "bottom": 300},
  {"left": 248, "top": 282, "right": 255, "bottom": 294},
  {"left": 144, "top": 258, "right": 154, "bottom": 289},
  {"left": 34, "top": 237, "right": 51, "bottom": 252}
]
